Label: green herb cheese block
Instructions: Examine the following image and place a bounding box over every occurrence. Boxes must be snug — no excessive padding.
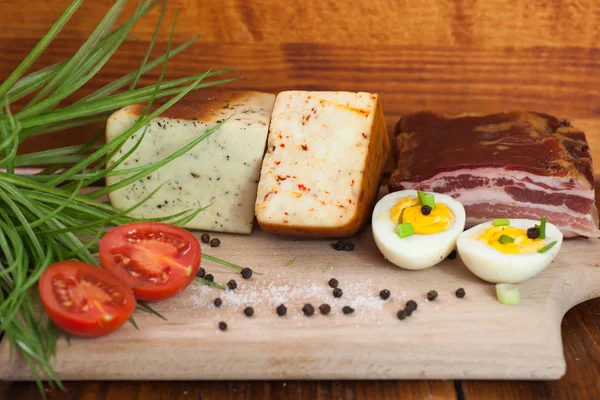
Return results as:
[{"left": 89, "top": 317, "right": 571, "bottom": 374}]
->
[{"left": 105, "top": 90, "right": 276, "bottom": 234}]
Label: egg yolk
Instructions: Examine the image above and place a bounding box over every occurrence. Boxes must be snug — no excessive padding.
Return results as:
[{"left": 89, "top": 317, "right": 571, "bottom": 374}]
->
[
  {"left": 390, "top": 196, "right": 455, "bottom": 235},
  {"left": 476, "top": 226, "right": 545, "bottom": 254}
]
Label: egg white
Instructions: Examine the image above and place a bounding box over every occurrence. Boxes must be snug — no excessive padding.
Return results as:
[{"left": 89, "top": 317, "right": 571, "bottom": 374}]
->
[
  {"left": 372, "top": 190, "right": 466, "bottom": 270},
  {"left": 457, "top": 219, "right": 563, "bottom": 283}
]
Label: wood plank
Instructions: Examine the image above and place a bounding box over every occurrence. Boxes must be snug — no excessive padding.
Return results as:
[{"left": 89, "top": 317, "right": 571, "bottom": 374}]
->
[
  {"left": 0, "top": 229, "right": 598, "bottom": 381},
  {"left": 1, "top": 0, "right": 599, "bottom": 48},
  {"left": 460, "top": 298, "right": 600, "bottom": 400},
  {"left": 0, "top": 380, "right": 458, "bottom": 400}
]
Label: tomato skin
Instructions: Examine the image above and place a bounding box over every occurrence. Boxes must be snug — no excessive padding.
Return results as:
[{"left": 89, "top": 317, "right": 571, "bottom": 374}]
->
[
  {"left": 99, "top": 222, "right": 201, "bottom": 302},
  {"left": 39, "top": 261, "right": 136, "bottom": 338}
]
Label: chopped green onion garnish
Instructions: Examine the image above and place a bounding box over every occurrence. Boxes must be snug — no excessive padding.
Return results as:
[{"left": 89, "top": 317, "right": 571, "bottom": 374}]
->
[
  {"left": 498, "top": 234, "right": 515, "bottom": 244},
  {"left": 417, "top": 191, "right": 436, "bottom": 209},
  {"left": 539, "top": 216, "right": 547, "bottom": 239},
  {"left": 394, "top": 222, "right": 414, "bottom": 238},
  {"left": 496, "top": 283, "right": 520, "bottom": 305},
  {"left": 537, "top": 240, "right": 557, "bottom": 254},
  {"left": 492, "top": 218, "right": 510, "bottom": 226}
]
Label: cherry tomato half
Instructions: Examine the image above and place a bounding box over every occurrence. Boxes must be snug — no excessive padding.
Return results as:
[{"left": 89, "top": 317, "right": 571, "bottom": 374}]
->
[
  {"left": 39, "top": 261, "right": 137, "bottom": 338},
  {"left": 99, "top": 222, "right": 201, "bottom": 302}
]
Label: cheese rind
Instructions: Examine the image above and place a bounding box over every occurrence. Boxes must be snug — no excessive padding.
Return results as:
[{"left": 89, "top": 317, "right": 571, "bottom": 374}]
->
[
  {"left": 255, "top": 91, "right": 390, "bottom": 237},
  {"left": 106, "top": 91, "right": 276, "bottom": 234}
]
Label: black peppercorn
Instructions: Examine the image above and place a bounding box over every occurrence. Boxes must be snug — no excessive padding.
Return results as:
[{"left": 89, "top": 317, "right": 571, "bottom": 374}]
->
[
  {"left": 447, "top": 249, "right": 457, "bottom": 259},
  {"left": 405, "top": 307, "right": 413, "bottom": 317},
  {"left": 241, "top": 267, "right": 253, "bottom": 279},
  {"left": 204, "top": 274, "right": 214, "bottom": 282},
  {"left": 197, "top": 267, "right": 206, "bottom": 278},
  {"left": 456, "top": 288, "right": 466, "bottom": 298},
  {"left": 200, "top": 233, "right": 210, "bottom": 243},
  {"left": 218, "top": 321, "right": 227, "bottom": 331},
  {"left": 333, "top": 240, "right": 346, "bottom": 251},
  {"left": 213, "top": 297, "right": 222, "bottom": 307},
  {"left": 302, "top": 304, "right": 315, "bottom": 316},
  {"left": 319, "top": 304, "right": 331, "bottom": 315},
  {"left": 276, "top": 304, "right": 287, "bottom": 316},
  {"left": 397, "top": 309, "right": 408, "bottom": 320},
  {"left": 210, "top": 238, "right": 221, "bottom": 248},
  {"left": 333, "top": 288, "right": 343, "bottom": 298},
  {"left": 328, "top": 278, "right": 339, "bottom": 288},
  {"left": 227, "top": 279, "right": 237, "bottom": 290},
  {"left": 421, "top": 205, "right": 432, "bottom": 215},
  {"left": 379, "top": 289, "right": 391, "bottom": 300},
  {"left": 527, "top": 227, "right": 540, "bottom": 239},
  {"left": 344, "top": 242, "right": 355, "bottom": 251},
  {"left": 342, "top": 306, "right": 354, "bottom": 315},
  {"left": 427, "top": 290, "right": 438, "bottom": 301},
  {"left": 406, "top": 300, "right": 417, "bottom": 311},
  {"left": 243, "top": 306, "right": 254, "bottom": 317}
]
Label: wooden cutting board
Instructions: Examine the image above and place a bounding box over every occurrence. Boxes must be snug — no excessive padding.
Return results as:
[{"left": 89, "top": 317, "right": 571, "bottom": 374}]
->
[{"left": 0, "top": 228, "right": 599, "bottom": 381}]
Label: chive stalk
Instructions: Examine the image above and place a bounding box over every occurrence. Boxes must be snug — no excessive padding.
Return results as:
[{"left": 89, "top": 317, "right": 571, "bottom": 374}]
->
[
  {"left": 0, "top": 0, "right": 236, "bottom": 394},
  {"left": 496, "top": 283, "right": 520, "bottom": 305},
  {"left": 539, "top": 217, "right": 547, "bottom": 239},
  {"left": 537, "top": 240, "right": 557, "bottom": 254},
  {"left": 492, "top": 218, "right": 510, "bottom": 227},
  {"left": 417, "top": 191, "right": 436, "bottom": 209},
  {"left": 498, "top": 234, "right": 515, "bottom": 244},
  {"left": 394, "top": 222, "right": 415, "bottom": 238}
]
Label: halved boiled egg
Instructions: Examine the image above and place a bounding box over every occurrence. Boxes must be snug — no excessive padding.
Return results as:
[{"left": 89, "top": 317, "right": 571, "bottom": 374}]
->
[
  {"left": 372, "top": 190, "right": 466, "bottom": 270},
  {"left": 457, "top": 218, "right": 563, "bottom": 283}
]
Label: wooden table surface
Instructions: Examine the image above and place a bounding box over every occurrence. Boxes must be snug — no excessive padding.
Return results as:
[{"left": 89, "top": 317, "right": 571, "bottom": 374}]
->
[{"left": 1, "top": 0, "right": 599, "bottom": 398}]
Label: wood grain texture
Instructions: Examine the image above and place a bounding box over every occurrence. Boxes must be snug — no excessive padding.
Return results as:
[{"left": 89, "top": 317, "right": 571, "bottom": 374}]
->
[
  {"left": 1, "top": 0, "right": 600, "bottom": 399},
  {"left": 0, "top": 228, "right": 598, "bottom": 382},
  {"left": 1, "top": 0, "right": 600, "bottom": 165}
]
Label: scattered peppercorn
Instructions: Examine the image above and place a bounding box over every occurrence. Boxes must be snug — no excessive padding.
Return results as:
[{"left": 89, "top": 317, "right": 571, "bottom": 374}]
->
[
  {"left": 344, "top": 242, "right": 355, "bottom": 251},
  {"left": 379, "top": 289, "right": 391, "bottom": 300},
  {"left": 210, "top": 238, "right": 221, "bottom": 248},
  {"left": 302, "top": 304, "right": 315, "bottom": 316},
  {"left": 427, "top": 290, "right": 438, "bottom": 301},
  {"left": 342, "top": 306, "right": 355, "bottom": 315},
  {"left": 200, "top": 233, "right": 210, "bottom": 243},
  {"left": 218, "top": 321, "right": 227, "bottom": 331},
  {"left": 276, "top": 304, "right": 287, "bottom": 316},
  {"left": 213, "top": 297, "right": 222, "bottom": 307},
  {"left": 406, "top": 300, "right": 417, "bottom": 311},
  {"left": 328, "top": 278, "right": 339, "bottom": 288},
  {"left": 204, "top": 274, "right": 214, "bottom": 282},
  {"left": 333, "top": 288, "right": 343, "bottom": 298},
  {"left": 397, "top": 309, "right": 408, "bottom": 320},
  {"left": 244, "top": 307, "right": 254, "bottom": 317},
  {"left": 456, "top": 288, "right": 466, "bottom": 298},
  {"left": 319, "top": 304, "right": 331, "bottom": 315},
  {"left": 227, "top": 279, "right": 237, "bottom": 290},
  {"left": 241, "top": 267, "right": 253, "bottom": 279},
  {"left": 332, "top": 240, "right": 346, "bottom": 251},
  {"left": 527, "top": 227, "right": 540, "bottom": 239},
  {"left": 197, "top": 267, "right": 206, "bottom": 278},
  {"left": 447, "top": 249, "right": 457, "bottom": 259},
  {"left": 421, "top": 205, "right": 432, "bottom": 215},
  {"left": 405, "top": 308, "right": 413, "bottom": 317}
]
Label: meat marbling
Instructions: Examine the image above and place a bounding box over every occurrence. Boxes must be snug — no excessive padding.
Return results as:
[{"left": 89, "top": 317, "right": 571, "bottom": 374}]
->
[{"left": 389, "top": 111, "right": 599, "bottom": 238}]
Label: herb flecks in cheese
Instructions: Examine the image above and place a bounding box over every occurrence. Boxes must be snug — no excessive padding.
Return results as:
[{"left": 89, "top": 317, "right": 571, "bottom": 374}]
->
[{"left": 106, "top": 91, "right": 276, "bottom": 234}]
